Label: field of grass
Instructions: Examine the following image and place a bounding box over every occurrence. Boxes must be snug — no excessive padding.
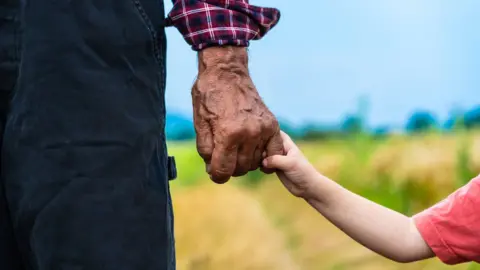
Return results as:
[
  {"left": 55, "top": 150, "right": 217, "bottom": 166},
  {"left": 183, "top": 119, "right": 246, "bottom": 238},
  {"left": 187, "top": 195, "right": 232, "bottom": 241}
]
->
[{"left": 167, "top": 132, "right": 480, "bottom": 270}]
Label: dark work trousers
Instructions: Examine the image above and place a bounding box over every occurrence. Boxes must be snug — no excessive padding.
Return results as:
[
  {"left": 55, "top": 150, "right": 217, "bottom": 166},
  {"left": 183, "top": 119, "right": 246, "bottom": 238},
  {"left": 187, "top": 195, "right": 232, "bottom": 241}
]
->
[{"left": 0, "top": 0, "right": 177, "bottom": 269}]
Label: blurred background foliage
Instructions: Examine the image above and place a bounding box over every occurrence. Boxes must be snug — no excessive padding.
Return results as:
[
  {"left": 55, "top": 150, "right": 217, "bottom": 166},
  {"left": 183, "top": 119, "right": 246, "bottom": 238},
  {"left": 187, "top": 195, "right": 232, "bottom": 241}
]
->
[{"left": 165, "top": 101, "right": 480, "bottom": 270}]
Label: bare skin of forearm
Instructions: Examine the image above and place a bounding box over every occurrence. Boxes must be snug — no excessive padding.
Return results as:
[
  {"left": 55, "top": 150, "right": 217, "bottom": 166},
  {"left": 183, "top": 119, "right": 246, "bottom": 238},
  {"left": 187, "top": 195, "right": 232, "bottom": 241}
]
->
[
  {"left": 304, "top": 173, "right": 435, "bottom": 263},
  {"left": 198, "top": 46, "right": 248, "bottom": 74}
]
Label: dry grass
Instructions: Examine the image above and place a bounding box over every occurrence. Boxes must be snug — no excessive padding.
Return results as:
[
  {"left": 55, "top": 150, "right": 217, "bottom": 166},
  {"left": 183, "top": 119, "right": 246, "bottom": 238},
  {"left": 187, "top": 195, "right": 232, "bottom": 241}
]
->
[
  {"left": 169, "top": 132, "right": 480, "bottom": 269},
  {"left": 470, "top": 135, "right": 480, "bottom": 172},
  {"left": 254, "top": 180, "right": 474, "bottom": 270},
  {"left": 171, "top": 179, "right": 479, "bottom": 270},
  {"left": 171, "top": 183, "right": 298, "bottom": 270}
]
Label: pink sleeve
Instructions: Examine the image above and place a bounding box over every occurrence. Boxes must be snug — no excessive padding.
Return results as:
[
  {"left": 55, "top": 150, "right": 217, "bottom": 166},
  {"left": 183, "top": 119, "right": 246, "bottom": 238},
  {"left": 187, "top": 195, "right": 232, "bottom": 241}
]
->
[{"left": 413, "top": 176, "right": 480, "bottom": 265}]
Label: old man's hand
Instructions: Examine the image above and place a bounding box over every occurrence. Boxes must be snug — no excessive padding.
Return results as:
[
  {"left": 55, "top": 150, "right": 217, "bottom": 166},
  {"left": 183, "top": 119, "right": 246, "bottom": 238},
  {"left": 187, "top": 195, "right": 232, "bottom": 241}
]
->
[{"left": 192, "top": 46, "right": 283, "bottom": 184}]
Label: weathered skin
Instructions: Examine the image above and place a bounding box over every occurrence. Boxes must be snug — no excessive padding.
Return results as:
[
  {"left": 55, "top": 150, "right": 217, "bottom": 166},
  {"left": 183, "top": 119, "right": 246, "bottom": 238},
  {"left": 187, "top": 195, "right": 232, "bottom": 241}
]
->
[{"left": 192, "top": 46, "right": 284, "bottom": 184}]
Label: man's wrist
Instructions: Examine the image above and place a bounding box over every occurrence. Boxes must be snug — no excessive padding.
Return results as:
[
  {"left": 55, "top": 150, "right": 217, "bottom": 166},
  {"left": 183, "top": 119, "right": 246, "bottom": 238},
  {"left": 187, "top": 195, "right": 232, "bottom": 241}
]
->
[{"left": 198, "top": 46, "right": 248, "bottom": 73}]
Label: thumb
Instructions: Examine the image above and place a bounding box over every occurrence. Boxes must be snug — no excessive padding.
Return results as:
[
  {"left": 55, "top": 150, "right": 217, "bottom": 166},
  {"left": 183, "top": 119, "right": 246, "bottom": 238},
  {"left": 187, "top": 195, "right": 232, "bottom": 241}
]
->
[{"left": 262, "top": 155, "right": 294, "bottom": 171}]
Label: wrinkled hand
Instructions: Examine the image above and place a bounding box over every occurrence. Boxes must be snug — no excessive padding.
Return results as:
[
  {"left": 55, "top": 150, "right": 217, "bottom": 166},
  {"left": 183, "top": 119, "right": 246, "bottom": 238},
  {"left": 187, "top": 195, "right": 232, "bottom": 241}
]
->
[{"left": 192, "top": 46, "right": 283, "bottom": 184}]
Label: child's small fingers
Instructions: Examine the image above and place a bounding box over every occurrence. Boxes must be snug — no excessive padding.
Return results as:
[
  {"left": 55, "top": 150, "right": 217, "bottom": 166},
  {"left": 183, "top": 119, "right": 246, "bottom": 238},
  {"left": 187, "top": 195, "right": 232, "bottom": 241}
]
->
[
  {"left": 279, "top": 131, "right": 296, "bottom": 152},
  {"left": 262, "top": 156, "right": 275, "bottom": 168},
  {"left": 262, "top": 158, "right": 270, "bottom": 168},
  {"left": 263, "top": 155, "right": 291, "bottom": 170}
]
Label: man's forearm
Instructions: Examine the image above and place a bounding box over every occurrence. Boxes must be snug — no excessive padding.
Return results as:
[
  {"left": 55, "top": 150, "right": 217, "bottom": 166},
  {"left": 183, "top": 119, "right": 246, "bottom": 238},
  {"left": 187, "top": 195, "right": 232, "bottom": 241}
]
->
[{"left": 304, "top": 173, "right": 434, "bottom": 263}]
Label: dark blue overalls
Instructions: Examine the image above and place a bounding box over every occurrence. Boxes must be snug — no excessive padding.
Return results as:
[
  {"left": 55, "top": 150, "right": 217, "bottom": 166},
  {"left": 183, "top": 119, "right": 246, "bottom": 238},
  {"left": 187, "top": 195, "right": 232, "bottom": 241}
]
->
[{"left": 0, "top": 0, "right": 177, "bottom": 269}]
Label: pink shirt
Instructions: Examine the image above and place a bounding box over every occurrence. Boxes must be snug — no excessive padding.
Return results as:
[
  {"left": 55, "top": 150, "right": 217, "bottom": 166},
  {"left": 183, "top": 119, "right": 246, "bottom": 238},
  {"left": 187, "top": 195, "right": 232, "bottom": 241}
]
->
[{"left": 413, "top": 175, "right": 480, "bottom": 265}]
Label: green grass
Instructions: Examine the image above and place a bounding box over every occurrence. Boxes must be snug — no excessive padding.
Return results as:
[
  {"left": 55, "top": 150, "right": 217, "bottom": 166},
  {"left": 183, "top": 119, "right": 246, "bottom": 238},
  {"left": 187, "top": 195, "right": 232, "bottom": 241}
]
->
[{"left": 168, "top": 132, "right": 480, "bottom": 269}]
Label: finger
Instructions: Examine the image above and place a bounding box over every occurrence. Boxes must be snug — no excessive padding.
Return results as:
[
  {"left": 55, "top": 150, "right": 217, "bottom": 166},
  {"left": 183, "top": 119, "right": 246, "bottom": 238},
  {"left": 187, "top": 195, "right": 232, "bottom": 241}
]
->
[
  {"left": 233, "top": 142, "right": 256, "bottom": 177},
  {"left": 209, "top": 142, "right": 238, "bottom": 184},
  {"left": 194, "top": 116, "right": 214, "bottom": 163},
  {"left": 261, "top": 132, "right": 284, "bottom": 174},
  {"left": 262, "top": 155, "right": 294, "bottom": 171},
  {"left": 250, "top": 146, "right": 262, "bottom": 171},
  {"left": 260, "top": 150, "right": 269, "bottom": 173},
  {"left": 279, "top": 131, "right": 295, "bottom": 153},
  {"left": 260, "top": 165, "right": 276, "bottom": 174},
  {"left": 267, "top": 131, "right": 285, "bottom": 156},
  {"left": 206, "top": 163, "right": 211, "bottom": 174}
]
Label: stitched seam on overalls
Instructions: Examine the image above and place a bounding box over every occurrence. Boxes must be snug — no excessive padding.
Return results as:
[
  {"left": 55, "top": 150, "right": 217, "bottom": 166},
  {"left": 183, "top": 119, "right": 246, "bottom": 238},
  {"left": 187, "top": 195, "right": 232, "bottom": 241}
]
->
[
  {"left": 131, "top": 0, "right": 167, "bottom": 134},
  {"left": 131, "top": 0, "right": 162, "bottom": 69}
]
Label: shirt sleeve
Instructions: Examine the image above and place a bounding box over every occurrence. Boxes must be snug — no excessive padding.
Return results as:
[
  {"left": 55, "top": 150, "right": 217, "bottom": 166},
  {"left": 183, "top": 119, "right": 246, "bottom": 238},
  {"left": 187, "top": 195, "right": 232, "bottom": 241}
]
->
[
  {"left": 166, "top": 0, "right": 280, "bottom": 51},
  {"left": 412, "top": 175, "right": 480, "bottom": 265}
]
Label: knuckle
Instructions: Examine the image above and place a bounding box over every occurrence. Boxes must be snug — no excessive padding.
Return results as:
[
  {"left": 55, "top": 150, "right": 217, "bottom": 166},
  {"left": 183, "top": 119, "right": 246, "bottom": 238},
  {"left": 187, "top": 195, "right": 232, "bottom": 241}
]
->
[
  {"left": 197, "top": 148, "right": 210, "bottom": 156},
  {"left": 271, "top": 119, "right": 280, "bottom": 133},
  {"left": 245, "top": 123, "right": 260, "bottom": 138},
  {"left": 222, "top": 122, "right": 259, "bottom": 139},
  {"left": 197, "top": 146, "right": 212, "bottom": 158},
  {"left": 261, "top": 116, "right": 278, "bottom": 131},
  {"left": 197, "top": 140, "right": 211, "bottom": 150},
  {"left": 222, "top": 125, "right": 243, "bottom": 139}
]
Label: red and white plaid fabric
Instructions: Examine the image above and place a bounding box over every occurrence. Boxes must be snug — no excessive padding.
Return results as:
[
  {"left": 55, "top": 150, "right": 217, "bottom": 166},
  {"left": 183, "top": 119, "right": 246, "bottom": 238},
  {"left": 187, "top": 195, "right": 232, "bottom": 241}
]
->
[{"left": 166, "top": 0, "right": 280, "bottom": 51}]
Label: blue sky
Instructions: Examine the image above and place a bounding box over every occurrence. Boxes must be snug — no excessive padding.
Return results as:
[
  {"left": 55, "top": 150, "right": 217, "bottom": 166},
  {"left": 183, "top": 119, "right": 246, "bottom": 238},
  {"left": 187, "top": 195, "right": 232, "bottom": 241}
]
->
[{"left": 163, "top": 0, "right": 480, "bottom": 128}]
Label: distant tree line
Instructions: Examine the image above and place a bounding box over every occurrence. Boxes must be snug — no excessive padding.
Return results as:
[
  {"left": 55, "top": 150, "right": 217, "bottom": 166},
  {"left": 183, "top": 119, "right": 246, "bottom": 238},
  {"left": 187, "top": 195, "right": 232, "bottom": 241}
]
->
[
  {"left": 406, "top": 105, "right": 480, "bottom": 134},
  {"left": 166, "top": 104, "right": 480, "bottom": 141}
]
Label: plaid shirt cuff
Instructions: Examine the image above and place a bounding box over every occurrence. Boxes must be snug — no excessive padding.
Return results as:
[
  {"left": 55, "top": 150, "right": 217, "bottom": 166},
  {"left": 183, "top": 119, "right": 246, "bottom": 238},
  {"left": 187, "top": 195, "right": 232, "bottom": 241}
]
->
[{"left": 166, "top": 0, "right": 280, "bottom": 51}]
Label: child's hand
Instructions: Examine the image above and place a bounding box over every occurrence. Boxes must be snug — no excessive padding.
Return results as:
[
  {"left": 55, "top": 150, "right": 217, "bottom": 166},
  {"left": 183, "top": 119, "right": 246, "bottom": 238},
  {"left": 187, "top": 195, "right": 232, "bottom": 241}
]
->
[
  {"left": 262, "top": 131, "right": 319, "bottom": 198},
  {"left": 265, "top": 132, "right": 437, "bottom": 265}
]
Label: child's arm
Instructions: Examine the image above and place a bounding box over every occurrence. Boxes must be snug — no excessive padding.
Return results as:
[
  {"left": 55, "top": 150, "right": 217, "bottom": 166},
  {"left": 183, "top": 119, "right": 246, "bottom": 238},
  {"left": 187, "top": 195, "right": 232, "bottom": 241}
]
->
[
  {"left": 263, "top": 131, "right": 480, "bottom": 265},
  {"left": 302, "top": 172, "right": 434, "bottom": 262}
]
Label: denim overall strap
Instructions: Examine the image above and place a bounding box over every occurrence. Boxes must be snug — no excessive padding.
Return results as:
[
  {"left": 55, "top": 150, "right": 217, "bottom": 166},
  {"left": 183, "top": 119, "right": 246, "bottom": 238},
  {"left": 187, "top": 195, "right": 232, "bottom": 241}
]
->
[{"left": 1, "top": 0, "right": 176, "bottom": 269}]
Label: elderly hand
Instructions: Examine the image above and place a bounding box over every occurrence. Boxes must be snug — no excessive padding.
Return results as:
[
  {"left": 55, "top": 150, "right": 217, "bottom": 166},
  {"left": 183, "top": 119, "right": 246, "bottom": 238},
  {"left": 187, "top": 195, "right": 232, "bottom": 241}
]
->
[{"left": 192, "top": 46, "right": 283, "bottom": 184}]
